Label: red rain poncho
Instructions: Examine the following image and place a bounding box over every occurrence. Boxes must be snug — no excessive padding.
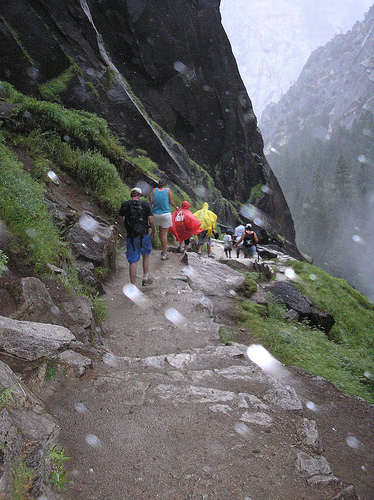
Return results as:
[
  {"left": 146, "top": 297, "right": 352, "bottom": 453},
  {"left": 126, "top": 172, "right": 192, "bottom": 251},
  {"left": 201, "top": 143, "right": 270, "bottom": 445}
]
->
[{"left": 169, "top": 201, "right": 202, "bottom": 243}]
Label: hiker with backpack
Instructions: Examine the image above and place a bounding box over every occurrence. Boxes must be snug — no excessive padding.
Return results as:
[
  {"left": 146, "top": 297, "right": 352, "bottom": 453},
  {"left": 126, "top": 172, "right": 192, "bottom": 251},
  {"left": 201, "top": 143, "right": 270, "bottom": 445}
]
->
[
  {"left": 149, "top": 179, "right": 179, "bottom": 260},
  {"left": 233, "top": 223, "right": 258, "bottom": 259},
  {"left": 119, "top": 187, "right": 156, "bottom": 286}
]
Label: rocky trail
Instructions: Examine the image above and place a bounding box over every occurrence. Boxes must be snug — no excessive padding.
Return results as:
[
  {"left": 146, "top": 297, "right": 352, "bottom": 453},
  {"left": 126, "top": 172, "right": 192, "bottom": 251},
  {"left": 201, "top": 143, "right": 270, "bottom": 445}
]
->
[{"left": 42, "top": 243, "right": 374, "bottom": 500}]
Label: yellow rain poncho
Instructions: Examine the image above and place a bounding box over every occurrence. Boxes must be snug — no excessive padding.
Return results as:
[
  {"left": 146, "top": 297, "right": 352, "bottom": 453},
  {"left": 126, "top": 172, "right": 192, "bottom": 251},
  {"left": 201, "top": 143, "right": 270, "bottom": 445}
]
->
[{"left": 193, "top": 202, "right": 217, "bottom": 237}]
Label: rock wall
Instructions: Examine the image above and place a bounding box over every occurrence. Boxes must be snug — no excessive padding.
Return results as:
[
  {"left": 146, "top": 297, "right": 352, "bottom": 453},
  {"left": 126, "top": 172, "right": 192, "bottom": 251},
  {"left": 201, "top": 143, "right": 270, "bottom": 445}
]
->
[{"left": 0, "top": 0, "right": 296, "bottom": 247}]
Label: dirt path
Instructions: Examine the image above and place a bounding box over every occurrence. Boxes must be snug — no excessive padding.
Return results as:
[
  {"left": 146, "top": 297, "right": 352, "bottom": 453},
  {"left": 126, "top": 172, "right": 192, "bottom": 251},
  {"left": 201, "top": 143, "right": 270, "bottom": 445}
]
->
[{"left": 44, "top": 244, "right": 374, "bottom": 500}]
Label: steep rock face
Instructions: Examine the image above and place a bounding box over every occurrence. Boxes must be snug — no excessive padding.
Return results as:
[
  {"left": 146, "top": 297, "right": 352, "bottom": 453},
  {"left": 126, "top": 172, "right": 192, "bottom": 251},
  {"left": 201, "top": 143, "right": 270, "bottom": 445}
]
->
[
  {"left": 221, "top": 0, "right": 373, "bottom": 119},
  {"left": 260, "top": 5, "right": 374, "bottom": 153},
  {"left": 257, "top": 6, "right": 374, "bottom": 297},
  {"left": 0, "top": 0, "right": 296, "bottom": 247}
]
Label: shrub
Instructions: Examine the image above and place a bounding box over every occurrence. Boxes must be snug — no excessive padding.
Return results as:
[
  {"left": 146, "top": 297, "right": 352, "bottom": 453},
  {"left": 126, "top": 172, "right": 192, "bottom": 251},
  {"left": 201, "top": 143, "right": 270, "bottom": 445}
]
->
[{"left": 0, "top": 141, "right": 68, "bottom": 270}]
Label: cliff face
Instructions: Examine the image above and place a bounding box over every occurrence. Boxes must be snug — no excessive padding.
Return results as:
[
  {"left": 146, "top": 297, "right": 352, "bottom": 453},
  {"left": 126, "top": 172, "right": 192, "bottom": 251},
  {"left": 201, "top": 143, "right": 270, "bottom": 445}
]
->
[
  {"left": 260, "top": 5, "right": 374, "bottom": 153},
  {"left": 257, "top": 5, "right": 374, "bottom": 298},
  {"left": 221, "top": 0, "right": 373, "bottom": 119},
  {"left": 0, "top": 0, "right": 296, "bottom": 246}
]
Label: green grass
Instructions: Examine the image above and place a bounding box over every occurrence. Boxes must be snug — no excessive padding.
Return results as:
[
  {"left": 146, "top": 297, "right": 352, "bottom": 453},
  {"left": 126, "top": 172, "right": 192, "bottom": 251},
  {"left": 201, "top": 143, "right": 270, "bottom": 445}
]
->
[
  {"left": 91, "top": 295, "right": 108, "bottom": 323},
  {"left": 0, "top": 139, "right": 69, "bottom": 271},
  {"left": 219, "top": 326, "right": 235, "bottom": 345},
  {"left": 237, "top": 261, "right": 374, "bottom": 403},
  {"left": 12, "top": 456, "right": 34, "bottom": 500},
  {"left": 39, "top": 64, "right": 80, "bottom": 102},
  {"left": 0, "top": 387, "right": 15, "bottom": 409}
]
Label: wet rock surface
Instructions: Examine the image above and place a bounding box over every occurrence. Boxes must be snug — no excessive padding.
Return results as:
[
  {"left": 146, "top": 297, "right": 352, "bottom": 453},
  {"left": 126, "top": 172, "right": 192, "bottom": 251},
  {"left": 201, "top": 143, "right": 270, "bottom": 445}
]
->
[{"left": 42, "top": 246, "right": 374, "bottom": 500}]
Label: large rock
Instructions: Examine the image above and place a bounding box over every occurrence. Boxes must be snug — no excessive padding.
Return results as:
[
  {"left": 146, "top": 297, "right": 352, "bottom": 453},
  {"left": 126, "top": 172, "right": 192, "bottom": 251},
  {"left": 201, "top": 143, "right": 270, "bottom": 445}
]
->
[
  {"left": 0, "top": 360, "right": 44, "bottom": 412},
  {"left": 12, "top": 277, "right": 60, "bottom": 324},
  {"left": 8, "top": 408, "right": 60, "bottom": 448},
  {"left": 185, "top": 252, "right": 245, "bottom": 297},
  {"left": 67, "top": 212, "right": 116, "bottom": 270},
  {"left": 0, "top": 315, "right": 75, "bottom": 361},
  {"left": 266, "top": 281, "right": 335, "bottom": 333},
  {"left": 0, "top": 360, "right": 61, "bottom": 499}
]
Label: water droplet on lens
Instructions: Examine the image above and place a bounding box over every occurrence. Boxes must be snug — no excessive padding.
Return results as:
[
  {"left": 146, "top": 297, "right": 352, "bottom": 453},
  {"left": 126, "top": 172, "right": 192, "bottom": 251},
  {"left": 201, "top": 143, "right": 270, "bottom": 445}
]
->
[
  {"left": 194, "top": 185, "right": 207, "bottom": 198},
  {"left": 85, "top": 434, "right": 101, "bottom": 447},
  {"left": 47, "top": 171, "right": 59, "bottom": 184},
  {"left": 103, "top": 352, "right": 117, "bottom": 367},
  {"left": 174, "top": 61, "right": 189, "bottom": 74},
  {"left": 306, "top": 401, "right": 317, "bottom": 412},
  {"left": 25, "top": 227, "right": 37, "bottom": 238},
  {"left": 50, "top": 305, "right": 60, "bottom": 316},
  {"left": 26, "top": 66, "right": 39, "bottom": 79},
  {"left": 164, "top": 308, "right": 186, "bottom": 326},
  {"left": 352, "top": 234, "right": 364, "bottom": 244},
  {"left": 358, "top": 154, "right": 369, "bottom": 164},
  {"left": 122, "top": 284, "right": 150, "bottom": 310},
  {"left": 284, "top": 268, "right": 295, "bottom": 279},
  {"left": 234, "top": 422, "right": 251, "bottom": 437},
  {"left": 79, "top": 214, "right": 98, "bottom": 233},
  {"left": 346, "top": 436, "right": 360, "bottom": 449},
  {"left": 247, "top": 344, "right": 282, "bottom": 376},
  {"left": 75, "top": 403, "right": 87, "bottom": 414}
]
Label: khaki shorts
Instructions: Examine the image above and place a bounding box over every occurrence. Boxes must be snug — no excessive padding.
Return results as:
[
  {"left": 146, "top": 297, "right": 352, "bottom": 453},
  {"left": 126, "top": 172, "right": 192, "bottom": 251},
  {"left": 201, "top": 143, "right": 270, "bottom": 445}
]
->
[{"left": 153, "top": 212, "right": 172, "bottom": 228}]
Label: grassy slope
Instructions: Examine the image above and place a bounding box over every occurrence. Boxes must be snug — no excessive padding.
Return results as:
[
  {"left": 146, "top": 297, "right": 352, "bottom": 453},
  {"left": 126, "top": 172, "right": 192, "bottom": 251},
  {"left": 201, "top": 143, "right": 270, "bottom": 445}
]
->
[{"left": 237, "top": 262, "right": 374, "bottom": 403}]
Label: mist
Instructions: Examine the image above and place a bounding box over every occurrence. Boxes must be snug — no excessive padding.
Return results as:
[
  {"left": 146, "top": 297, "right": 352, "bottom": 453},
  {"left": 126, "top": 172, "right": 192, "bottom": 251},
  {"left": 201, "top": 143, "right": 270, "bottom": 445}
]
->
[{"left": 220, "top": 0, "right": 373, "bottom": 119}]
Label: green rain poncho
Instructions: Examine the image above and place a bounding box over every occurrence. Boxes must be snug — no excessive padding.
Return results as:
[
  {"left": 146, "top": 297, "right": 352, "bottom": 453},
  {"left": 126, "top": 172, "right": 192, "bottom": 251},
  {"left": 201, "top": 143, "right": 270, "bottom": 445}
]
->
[{"left": 193, "top": 202, "right": 217, "bottom": 237}]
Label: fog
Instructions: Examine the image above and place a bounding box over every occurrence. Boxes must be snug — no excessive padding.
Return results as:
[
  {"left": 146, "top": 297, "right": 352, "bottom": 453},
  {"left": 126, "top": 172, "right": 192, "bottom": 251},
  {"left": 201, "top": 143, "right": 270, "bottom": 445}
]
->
[
  {"left": 220, "top": 0, "right": 374, "bottom": 300},
  {"left": 220, "top": 0, "right": 373, "bottom": 119}
]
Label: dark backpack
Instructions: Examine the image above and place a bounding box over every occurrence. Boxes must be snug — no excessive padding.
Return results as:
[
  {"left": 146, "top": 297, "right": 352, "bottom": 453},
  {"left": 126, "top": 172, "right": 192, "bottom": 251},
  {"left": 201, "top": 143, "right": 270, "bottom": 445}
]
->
[
  {"left": 243, "top": 234, "right": 254, "bottom": 248},
  {"left": 124, "top": 200, "right": 149, "bottom": 237}
]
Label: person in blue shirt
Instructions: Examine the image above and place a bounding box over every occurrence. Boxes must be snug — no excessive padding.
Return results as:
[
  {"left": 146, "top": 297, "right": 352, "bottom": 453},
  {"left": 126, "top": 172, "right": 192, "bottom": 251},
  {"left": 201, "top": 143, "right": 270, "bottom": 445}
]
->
[{"left": 149, "top": 179, "right": 178, "bottom": 260}]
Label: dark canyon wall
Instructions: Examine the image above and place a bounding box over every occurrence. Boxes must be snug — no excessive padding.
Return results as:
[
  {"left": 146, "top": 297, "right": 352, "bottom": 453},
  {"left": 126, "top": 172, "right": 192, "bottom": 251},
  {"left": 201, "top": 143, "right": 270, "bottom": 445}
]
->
[{"left": 0, "top": 0, "right": 297, "bottom": 249}]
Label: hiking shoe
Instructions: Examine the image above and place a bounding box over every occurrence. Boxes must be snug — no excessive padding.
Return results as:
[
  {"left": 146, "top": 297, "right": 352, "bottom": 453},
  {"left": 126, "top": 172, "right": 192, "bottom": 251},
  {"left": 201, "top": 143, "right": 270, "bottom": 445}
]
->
[
  {"left": 142, "top": 277, "right": 153, "bottom": 286},
  {"left": 161, "top": 253, "right": 169, "bottom": 260},
  {"left": 208, "top": 254, "right": 214, "bottom": 258}
]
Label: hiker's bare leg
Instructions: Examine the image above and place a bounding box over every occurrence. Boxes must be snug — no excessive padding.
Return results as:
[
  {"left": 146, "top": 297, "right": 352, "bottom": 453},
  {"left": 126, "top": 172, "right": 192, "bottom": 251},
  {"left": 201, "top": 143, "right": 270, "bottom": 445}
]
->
[
  {"left": 142, "top": 253, "right": 150, "bottom": 275},
  {"left": 159, "top": 227, "right": 168, "bottom": 254},
  {"left": 129, "top": 262, "right": 137, "bottom": 284}
]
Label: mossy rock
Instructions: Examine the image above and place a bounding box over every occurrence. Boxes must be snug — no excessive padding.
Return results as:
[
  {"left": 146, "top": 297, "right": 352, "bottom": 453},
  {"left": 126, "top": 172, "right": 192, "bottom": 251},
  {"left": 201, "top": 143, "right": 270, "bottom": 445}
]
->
[{"left": 243, "top": 277, "right": 258, "bottom": 298}]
